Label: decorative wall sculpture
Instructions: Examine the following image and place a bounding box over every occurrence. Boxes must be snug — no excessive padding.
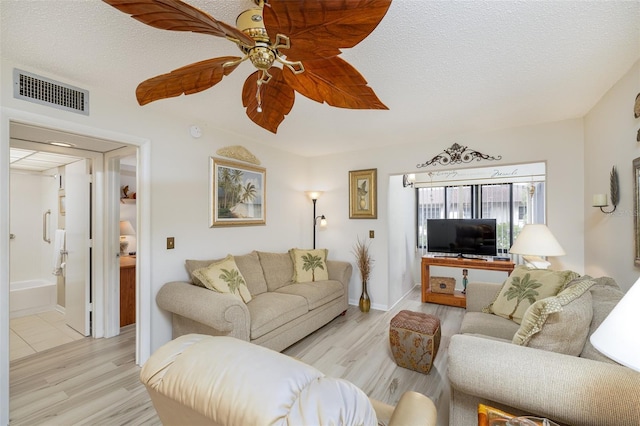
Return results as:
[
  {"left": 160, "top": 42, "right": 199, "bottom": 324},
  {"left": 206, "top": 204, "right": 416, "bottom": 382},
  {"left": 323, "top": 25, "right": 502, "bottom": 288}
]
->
[
  {"left": 216, "top": 145, "right": 261, "bottom": 165},
  {"left": 416, "top": 143, "right": 502, "bottom": 168}
]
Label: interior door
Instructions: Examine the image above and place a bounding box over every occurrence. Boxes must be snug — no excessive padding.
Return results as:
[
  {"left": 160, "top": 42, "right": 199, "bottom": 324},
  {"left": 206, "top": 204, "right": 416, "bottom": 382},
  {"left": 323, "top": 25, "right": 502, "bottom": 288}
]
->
[{"left": 65, "top": 159, "right": 91, "bottom": 335}]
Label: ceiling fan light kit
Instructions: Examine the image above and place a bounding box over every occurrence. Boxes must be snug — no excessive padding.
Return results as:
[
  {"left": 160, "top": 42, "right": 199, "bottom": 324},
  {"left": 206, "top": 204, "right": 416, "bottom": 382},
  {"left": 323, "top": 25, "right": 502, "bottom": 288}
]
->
[{"left": 103, "top": 0, "right": 392, "bottom": 133}]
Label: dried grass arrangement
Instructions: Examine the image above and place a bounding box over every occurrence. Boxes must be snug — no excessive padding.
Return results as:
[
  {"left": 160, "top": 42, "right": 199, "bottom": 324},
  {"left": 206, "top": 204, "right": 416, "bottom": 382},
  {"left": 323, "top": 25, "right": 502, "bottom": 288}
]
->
[
  {"left": 353, "top": 237, "right": 374, "bottom": 312},
  {"left": 353, "top": 237, "right": 373, "bottom": 280}
]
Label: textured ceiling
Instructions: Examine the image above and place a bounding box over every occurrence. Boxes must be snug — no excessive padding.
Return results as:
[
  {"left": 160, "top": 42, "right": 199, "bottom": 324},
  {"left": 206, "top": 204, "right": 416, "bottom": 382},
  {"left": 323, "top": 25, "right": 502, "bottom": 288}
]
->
[{"left": 1, "top": 1, "right": 639, "bottom": 157}]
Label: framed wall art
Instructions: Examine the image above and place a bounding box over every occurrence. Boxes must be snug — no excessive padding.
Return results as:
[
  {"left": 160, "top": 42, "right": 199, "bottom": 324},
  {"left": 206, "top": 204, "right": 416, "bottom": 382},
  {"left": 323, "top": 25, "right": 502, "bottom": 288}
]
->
[
  {"left": 349, "top": 168, "right": 377, "bottom": 219},
  {"left": 210, "top": 157, "right": 266, "bottom": 227}
]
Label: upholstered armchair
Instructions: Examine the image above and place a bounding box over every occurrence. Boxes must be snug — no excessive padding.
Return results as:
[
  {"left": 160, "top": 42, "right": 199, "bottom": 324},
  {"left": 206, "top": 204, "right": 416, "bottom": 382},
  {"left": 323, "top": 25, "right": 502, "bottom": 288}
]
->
[{"left": 141, "top": 334, "right": 437, "bottom": 426}]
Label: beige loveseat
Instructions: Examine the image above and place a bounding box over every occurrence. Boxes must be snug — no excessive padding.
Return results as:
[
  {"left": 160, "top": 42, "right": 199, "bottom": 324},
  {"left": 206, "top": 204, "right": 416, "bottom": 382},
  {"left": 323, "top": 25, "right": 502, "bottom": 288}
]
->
[
  {"left": 448, "top": 275, "right": 640, "bottom": 425},
  {"left": 156, "top": 251, "right": 351, "bottom": 352},
  {"left": 141, "top": 334, "right": 437, "bottom": 426}
]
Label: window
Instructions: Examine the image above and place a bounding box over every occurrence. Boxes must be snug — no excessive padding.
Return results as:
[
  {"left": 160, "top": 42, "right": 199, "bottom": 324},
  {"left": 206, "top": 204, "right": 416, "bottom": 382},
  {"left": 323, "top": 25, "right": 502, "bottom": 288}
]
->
[{"left": 417, "top": 181, "right": 545, "bottom": 256}]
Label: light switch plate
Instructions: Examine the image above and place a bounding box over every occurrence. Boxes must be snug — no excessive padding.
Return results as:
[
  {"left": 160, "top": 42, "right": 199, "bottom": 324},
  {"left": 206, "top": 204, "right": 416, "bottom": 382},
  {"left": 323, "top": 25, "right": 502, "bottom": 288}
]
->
[
  {"left": 369, "top": 230, "right": 375, "bottom": 238},
  {"left": 167, "top": 237, "right": 175, "bottom": 249}
]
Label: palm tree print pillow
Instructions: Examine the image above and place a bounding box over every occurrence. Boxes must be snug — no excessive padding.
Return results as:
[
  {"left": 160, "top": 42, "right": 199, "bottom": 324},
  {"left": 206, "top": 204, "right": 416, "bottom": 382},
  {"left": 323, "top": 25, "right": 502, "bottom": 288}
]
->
[
  {"left": 192, "top": 255, "right": 252, "bottom": 303},
  {"left": 289, "top": 248, "right": 329, "bottom": 283},
  {"left": 483, "top": 265, "right": 579, "bottom": 324}
]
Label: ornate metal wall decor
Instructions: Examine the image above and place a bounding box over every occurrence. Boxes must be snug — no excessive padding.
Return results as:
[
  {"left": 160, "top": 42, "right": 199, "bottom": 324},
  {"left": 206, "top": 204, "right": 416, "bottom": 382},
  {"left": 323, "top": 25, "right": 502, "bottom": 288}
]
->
[{"left": 416, "top": 143, "right": 502, "bottom": 168}]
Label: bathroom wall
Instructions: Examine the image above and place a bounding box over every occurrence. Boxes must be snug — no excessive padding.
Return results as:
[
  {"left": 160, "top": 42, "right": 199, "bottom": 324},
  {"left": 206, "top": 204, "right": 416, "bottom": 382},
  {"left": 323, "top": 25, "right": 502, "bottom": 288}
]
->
[{"left": 10, "top": 168, "right": 59, "bottom": 284}]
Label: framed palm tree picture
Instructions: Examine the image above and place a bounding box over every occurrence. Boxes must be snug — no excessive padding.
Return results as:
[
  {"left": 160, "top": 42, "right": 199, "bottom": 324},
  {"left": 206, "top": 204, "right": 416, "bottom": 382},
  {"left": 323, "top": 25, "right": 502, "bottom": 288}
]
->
[{"left": 210, "top": 158, "right": 266, "bottom": 227}]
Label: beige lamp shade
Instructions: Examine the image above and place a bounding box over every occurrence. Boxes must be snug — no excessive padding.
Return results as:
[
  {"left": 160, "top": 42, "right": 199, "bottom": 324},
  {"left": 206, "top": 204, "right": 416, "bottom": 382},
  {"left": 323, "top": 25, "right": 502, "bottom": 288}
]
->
[
  {"left": 590, "top": 277, "right": 640, "bottom": 372},
  {"left": 119, "top": 220, "right": 136, "bottom": 236},
  {"left": 305, "top": 191, "right": 323, "bottom": 201},
  {"left": 509, "top": 224, "right": 565, "bottom": 256},
  {"left": 509, "top": 224, "right": 565, "bottom": 269},
  {"left": 592, "top": 193, "right": 608, "bottom": 207}
]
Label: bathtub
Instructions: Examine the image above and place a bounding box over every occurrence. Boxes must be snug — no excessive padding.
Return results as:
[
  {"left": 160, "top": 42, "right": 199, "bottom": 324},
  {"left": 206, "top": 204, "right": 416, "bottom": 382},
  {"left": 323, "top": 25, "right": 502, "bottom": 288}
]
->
[{"left": 10, "top": 279, "right": 57, "bottom": 319}]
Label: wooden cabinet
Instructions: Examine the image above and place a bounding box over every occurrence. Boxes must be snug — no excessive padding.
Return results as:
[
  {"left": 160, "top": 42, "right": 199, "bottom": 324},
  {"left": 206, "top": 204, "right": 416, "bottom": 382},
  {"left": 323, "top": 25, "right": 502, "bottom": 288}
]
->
[
  {"left": 120, "top": 256, "right": 136, "bottom": 327},
  {"left": 421, "top": 256, "right": 515, "bottom": 308}
]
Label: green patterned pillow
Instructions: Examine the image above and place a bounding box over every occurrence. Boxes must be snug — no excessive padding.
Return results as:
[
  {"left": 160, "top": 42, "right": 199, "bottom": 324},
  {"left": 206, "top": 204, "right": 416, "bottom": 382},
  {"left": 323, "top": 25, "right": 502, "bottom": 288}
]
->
[
  {"left": 512, "top": 277, "right": 595, "bottom": 355},
  {"left": 289, "top": 248, "right": 329, "bottom": 283},
  {"left": 483, "top": 265, "right": 579, "bottom": 324},
  {"left": 192, "top": 255, "right": 252, "bottom": 303}
]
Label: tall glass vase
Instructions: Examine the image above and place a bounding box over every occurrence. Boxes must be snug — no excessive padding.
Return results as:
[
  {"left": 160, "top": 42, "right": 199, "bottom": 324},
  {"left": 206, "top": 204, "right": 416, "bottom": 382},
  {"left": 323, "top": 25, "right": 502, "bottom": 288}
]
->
[{"left": 359, "top": 280, "right": 370, "bottom": 312}]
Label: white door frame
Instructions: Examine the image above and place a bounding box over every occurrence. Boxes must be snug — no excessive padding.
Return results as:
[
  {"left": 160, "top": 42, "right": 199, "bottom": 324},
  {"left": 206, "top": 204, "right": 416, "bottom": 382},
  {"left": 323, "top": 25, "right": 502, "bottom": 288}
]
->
[
  {"left": 104, "top": 146, "right": 138, "bottom": 339},
  {"left": 0, "top": 107, "right": 152, "bottom": 425}
]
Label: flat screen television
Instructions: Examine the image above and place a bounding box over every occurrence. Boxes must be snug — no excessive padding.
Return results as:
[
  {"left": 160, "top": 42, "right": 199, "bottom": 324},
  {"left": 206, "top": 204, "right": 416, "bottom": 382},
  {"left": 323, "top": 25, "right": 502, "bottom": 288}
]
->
[{"left": 426, "top": 218, "right": 497, "bottom": 258}]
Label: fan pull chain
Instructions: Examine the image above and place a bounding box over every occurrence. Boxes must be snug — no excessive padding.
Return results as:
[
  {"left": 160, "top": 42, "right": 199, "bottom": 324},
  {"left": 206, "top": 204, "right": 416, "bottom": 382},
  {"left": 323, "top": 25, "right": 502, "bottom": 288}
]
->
[
  {"left": 256, "top": 79, "right": 263, "bottom": 113},
  {"left": 255, "top": 69, "right": 271, "bottom": 113}
]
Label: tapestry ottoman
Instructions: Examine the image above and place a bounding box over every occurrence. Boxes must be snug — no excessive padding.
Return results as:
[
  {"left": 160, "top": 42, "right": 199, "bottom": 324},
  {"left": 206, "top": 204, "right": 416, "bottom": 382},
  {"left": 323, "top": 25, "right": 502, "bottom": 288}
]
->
[{"left": 389, "top": 310, "right": 441, "bottom": 374}]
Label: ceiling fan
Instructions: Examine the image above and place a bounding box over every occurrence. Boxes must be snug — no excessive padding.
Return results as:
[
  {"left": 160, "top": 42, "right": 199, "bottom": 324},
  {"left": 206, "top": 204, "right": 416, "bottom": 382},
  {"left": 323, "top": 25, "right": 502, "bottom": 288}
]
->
[{"left": 103, "top": 0, "right": 392, "bottom": 133}]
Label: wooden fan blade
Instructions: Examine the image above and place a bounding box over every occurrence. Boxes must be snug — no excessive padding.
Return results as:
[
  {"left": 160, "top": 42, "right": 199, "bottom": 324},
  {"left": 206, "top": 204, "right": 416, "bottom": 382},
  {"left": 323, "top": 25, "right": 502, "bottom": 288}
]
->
[
  {"left": 103, "top": 0, "right": 254, "bottom": 46},
  {"left": 284, "top": 56, "right": 387, "bottom": 110},
  {"left": 136, "top": 56, "right": 242, "bottom": 105},
  {"left": 263, "top": 0, "right": 391, "bottom": 60},
  {"left": 242, "top": 68, "right": 295, "bottom": 134}
]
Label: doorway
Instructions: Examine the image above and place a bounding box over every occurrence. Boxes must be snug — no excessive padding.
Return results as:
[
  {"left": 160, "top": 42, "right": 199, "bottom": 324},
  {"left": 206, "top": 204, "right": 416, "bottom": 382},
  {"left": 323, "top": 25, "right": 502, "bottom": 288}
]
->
[
  {"left": 8, "top": 149, "right": 88, "bottom": 360},
  {"left": 1, "top": 112, "right": 152, "bottom": 423},
  {"left": 9, "top": 126, "right": 137, "bottom": 362}
]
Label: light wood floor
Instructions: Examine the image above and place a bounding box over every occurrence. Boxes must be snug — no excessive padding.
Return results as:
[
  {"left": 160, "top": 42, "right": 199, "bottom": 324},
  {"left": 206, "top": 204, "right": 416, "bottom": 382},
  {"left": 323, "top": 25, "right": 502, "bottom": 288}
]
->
[{"left": 9, "top": 285, "right": 464, "bottom": 425}]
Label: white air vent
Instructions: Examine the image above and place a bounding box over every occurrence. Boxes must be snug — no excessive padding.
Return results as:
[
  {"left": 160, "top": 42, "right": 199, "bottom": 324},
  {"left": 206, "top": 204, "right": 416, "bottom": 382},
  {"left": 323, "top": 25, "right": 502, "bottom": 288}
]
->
[{"left": 13, "top": 69, "right": 89, "bottom": 115}]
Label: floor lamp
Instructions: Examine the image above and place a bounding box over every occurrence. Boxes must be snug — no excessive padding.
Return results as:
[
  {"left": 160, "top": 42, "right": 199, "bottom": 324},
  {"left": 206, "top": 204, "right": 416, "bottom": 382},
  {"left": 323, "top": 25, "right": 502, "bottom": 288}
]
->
[
  {"left": 590, "top": 276, "right": 640, "bottom": 371},
  {"left": 305, "top": 191, "right": 326, "bottom": 249}
]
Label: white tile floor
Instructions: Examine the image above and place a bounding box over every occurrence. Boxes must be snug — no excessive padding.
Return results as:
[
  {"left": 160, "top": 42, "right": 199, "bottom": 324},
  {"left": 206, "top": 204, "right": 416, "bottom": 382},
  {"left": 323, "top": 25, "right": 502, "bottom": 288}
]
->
[{"left": 10, "top": 310, "right": 86, "bottom": 361}]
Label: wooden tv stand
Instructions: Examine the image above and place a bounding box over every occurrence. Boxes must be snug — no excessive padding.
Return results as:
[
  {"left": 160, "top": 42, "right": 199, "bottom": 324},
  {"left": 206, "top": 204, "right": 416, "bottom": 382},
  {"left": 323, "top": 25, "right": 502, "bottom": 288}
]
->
[{"left": 421, "top": 256, "right": 515, "bottom": 307}]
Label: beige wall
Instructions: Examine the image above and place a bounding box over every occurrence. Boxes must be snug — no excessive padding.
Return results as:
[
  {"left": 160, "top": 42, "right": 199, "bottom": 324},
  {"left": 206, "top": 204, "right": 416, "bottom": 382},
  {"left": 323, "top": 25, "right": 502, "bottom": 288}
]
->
[
  {"left": 584, "top": 59, "right": 640, "bottom": 291},
  {"left": 1, "top": 59, "right": 313, "bottom": 351},
  {"left": 309, "top": 118, "right": 585, "bottom": 308},
  {"left": 2, "top": 57, "right": 636, "bottom": 356}
]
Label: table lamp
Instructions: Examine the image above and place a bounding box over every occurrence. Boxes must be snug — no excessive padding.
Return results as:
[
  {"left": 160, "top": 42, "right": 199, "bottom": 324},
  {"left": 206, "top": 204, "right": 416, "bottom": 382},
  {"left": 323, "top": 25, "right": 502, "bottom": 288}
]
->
[
  {"left": 509, "top": 224, "right": 565, "bottom": 269},
  {"left": 119, "top": 220, "right": 136, "bottom": 255},
  {"left": 590, "top": 277, "right": 640, "bottom": 372}
]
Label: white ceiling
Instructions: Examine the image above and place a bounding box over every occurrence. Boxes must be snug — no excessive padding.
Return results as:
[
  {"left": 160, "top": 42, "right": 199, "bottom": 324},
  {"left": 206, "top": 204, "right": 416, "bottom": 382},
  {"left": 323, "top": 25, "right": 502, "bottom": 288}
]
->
[
  {"left": 1, "top": 1, "right": 639, "bottom": 157},
  {"left": 8, "top": 122, "right": 128, "bottom": 171},
  {"left": 9, "top": 147, "right": 81, "bottom": 172}
]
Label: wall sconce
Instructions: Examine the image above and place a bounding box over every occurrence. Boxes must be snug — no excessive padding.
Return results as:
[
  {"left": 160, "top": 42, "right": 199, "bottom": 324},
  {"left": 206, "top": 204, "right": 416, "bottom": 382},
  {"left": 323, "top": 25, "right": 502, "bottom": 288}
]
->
[
  {"left": 402, "top": 173, "right": 415, "bottom": 188},
  {"left": 305, "top": 191, "right": 327, "bottom": 249},
  {"left": 592, "top": 166, "right": 619, "bottom": 214}
]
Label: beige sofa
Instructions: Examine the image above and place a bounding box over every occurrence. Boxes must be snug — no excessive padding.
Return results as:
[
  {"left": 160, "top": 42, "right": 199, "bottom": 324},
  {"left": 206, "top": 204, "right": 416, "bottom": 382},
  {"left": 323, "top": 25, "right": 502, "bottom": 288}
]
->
[
  {"left": 448, "top": 276, "right": 640, "bottom": 425},
  {"left": 156, "top": 251, "right": 352, "bottom": 352},
  {"left": 141, "top": 334, "right": 437, "bottom": 426}
]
